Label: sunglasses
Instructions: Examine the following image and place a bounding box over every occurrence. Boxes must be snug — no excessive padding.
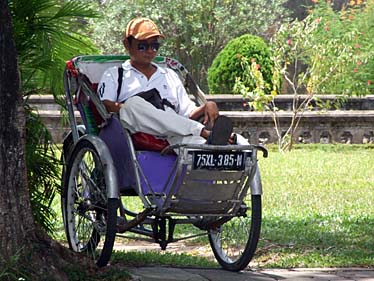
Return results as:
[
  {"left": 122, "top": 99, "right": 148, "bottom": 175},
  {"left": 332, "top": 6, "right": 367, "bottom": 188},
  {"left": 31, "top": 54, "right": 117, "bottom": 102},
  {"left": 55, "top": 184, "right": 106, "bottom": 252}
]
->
[{"left": 137, "top": 42, "right": 161, "bottom": 52}]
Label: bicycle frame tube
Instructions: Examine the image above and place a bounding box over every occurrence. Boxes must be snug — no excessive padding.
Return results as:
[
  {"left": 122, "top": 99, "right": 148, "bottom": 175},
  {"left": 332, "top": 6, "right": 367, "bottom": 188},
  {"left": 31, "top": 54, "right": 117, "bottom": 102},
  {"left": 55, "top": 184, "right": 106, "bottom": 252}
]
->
[{"left": 64, "top": 69, "right": 80, "bottom": 143}]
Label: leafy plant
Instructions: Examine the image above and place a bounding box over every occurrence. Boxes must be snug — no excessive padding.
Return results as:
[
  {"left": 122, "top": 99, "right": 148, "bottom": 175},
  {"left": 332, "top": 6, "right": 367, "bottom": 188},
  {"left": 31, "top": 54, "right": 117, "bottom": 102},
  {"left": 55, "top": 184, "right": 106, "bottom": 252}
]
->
[
  {"left": 233, "top": 55, "right": 279, "bottom": 110},
  {"left": 208, "top": 34, "right": 274, "bottom": 95},
  {"left": 10, "top": 0, "right": 98, "bottom": 101},
  {"left": 334, "top": 0, "right": 374, "bottom": 92},
  {"left": 9, "top": 0, "right": 98, "bottom": 234},
  {"left": 304, "top": 0, "right": 374, "bottom": 96},
  {"left": 0, "top": 249, "right": 28, "bottom": 281},
  {"left": 25, "top": 105, "right": 61, "bottom": 234},
  {"left": 234, "top": 0, "right": 374, "bottom": 151}
]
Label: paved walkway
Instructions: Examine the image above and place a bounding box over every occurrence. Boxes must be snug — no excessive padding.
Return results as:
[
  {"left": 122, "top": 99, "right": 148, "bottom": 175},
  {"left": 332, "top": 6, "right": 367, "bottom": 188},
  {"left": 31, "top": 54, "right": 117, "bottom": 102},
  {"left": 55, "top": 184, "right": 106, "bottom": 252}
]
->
[{"left": 128, "top": 267, "right": 374, "bottom": 281}]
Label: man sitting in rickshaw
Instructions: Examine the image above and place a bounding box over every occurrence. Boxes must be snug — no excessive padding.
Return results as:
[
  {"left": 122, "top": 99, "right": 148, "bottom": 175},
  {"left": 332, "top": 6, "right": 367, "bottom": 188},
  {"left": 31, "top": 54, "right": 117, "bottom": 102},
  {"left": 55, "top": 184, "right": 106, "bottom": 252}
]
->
[{"left": 98, "top": 17, "right": 248, "bottom": 147}]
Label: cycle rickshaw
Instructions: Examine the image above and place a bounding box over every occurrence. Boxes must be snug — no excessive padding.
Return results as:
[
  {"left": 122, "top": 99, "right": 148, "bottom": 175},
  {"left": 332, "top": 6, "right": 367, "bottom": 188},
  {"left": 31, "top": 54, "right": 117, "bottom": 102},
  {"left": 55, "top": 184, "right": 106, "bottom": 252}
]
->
[{"left": 61, "top": 55, "right": 267, "bottom": 271}]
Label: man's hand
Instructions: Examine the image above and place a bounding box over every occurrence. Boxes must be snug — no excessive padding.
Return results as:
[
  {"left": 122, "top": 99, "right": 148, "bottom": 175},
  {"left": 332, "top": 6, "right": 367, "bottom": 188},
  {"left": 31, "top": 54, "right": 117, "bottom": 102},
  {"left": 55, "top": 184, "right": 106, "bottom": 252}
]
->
[
  {"left": 189, "top": 101, "right": 219, "bottom": 127},
  {"left": 203, "top": 101, "right": 219, "bottom": 128},
  {"left": 103, "top": 100, "right": 122, "bottom": 113}
]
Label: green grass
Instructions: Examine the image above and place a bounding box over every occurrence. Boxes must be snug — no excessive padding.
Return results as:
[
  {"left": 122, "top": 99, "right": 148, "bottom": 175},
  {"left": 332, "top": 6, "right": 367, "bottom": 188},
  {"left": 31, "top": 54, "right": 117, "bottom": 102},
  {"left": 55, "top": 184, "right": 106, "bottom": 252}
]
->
[
  {"left": 257, "top": 144, "right": 374, "bottom": 268},
  {"left": 111, "top": 250, "right": 217, "bottom": 268},
  {"left": 53, "top": 144, "right": 374, "bottom": 269}
]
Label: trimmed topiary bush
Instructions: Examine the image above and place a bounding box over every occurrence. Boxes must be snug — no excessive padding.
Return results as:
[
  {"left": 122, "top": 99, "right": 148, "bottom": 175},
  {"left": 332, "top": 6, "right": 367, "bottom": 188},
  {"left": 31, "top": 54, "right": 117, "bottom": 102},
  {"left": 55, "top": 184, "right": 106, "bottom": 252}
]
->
[{"left": 208, "top": 34, "right": 274, "bottom": 94}]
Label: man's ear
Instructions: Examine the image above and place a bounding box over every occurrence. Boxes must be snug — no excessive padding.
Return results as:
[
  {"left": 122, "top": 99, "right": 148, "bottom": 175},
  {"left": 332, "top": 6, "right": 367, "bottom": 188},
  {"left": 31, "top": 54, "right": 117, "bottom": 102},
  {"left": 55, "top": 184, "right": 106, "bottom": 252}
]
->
[{"left": 123, "top": 38, "right": 130, "bottom": 50}]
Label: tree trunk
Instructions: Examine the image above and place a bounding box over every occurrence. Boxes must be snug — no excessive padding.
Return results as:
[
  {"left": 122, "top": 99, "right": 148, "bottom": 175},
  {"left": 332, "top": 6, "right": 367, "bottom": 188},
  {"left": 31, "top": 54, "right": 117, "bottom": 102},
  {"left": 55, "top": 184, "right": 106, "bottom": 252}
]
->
[
  {"left": 0, "top": 0, "right": 36, "bottom": 262},
  {"left": 0, "top": 1, "right": 97, "bottom": 279}
]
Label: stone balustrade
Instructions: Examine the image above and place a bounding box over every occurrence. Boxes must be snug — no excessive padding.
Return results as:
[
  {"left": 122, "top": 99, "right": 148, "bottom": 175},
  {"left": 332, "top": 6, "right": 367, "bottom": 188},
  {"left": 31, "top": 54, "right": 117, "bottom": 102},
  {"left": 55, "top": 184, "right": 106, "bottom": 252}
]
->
[
  {"left": 225, "top": 110, "right": 374, "bottom": 145},
  {"left": 29, "top": 95, "right": 374, "bottom": 144},
  {"left": 207, "top": 94, "right": 374, "bottom": 111}
]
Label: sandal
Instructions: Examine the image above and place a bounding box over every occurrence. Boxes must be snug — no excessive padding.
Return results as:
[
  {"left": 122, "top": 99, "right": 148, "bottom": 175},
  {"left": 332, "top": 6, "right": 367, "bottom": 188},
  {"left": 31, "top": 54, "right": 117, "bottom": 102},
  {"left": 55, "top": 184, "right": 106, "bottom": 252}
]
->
[{"left": 208, "top": 115, "right": 233, "bottom": 145}]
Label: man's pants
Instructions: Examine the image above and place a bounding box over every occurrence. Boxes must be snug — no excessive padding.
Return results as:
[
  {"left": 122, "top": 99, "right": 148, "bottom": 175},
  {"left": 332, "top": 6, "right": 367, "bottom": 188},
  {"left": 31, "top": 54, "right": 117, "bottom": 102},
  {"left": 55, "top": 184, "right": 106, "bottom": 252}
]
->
[{"left": 119, "top": 96, "right": 249, "bottom": 146}]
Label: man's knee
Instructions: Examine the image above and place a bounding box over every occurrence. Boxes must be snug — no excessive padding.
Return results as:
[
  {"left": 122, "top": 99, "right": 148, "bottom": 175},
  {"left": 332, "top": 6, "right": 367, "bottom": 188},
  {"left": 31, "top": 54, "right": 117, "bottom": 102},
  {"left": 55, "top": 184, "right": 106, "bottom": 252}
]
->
[
  {"left": 124, "top": 96, "right": 143, "bottom": 108},
  {"left": 121, "top": 96, "right": 144, "bottom": 115}
]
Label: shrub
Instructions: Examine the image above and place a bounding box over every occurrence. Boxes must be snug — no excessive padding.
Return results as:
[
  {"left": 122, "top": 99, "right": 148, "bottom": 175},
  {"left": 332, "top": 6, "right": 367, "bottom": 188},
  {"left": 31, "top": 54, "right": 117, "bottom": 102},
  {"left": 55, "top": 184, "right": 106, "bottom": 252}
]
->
[
  {"left": 298, "top": 0, "right": 374, "bottom": 96},
  {"left": 232, "top": 1, "right": 374, "bottom": 151},
  {"left": 207, "top": 34, "right": 274, "bottom": 94}
]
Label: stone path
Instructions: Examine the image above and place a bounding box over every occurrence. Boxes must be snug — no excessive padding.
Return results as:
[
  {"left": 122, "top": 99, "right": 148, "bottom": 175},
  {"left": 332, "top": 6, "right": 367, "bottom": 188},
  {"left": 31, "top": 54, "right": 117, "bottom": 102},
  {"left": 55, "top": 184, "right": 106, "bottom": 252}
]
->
[
  {"left": 128, "top": 267, "right": 374, "bottom": 281},
  {"left": 115, "top": 239, "right": 374, "bottom": 280}
]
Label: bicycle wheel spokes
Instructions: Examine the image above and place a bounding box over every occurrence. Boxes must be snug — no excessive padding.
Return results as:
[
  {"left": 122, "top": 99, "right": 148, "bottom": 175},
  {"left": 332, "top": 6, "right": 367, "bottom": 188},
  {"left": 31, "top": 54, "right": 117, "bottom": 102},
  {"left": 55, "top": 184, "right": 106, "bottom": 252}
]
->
[
  {"left": 211, "top": 217, "right": 251, "bottom": 261},
  {"left": 63, "top": 139, "right": 117, "bottom": 266},
  {"left": 69, "top": 151, "right": 103, "bottom": 253},
  {"left": 209, "top": 195, "right": 262, "bottom": 271}
]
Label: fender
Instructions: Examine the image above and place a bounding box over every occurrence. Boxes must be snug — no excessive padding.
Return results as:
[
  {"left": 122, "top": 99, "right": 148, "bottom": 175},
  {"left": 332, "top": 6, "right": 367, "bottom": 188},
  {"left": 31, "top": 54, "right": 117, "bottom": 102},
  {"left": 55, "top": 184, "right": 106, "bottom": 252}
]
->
[
  {"left": 61, "top": 125, "right": 86, "bottom": 163},
  {"left": 249, "top": 164, "right": 262, "bottom": 195},
  {"left": 75, "top": 135, "right": 119, "bottom": 199}
]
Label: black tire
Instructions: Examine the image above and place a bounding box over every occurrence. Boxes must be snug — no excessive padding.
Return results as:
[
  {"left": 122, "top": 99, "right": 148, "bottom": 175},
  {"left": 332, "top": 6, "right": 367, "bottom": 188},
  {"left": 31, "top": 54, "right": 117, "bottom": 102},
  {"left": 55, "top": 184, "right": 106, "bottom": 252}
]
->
[
  {"left": 208, "top": 194, "right": 262, "bottom": 271},
  {"left": 61, "top": 130, "right": 80, "bottom": 232},
  {"left": 62, "top": 138, "right": 118, "bottom": 267}
]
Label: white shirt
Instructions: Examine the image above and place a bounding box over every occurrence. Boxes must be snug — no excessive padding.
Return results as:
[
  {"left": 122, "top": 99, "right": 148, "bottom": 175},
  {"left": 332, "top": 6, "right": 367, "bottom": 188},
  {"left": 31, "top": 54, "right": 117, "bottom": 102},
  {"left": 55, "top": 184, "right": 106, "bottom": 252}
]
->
[{"left": 98, "top": 60, "right": 196, "bottom": 118}]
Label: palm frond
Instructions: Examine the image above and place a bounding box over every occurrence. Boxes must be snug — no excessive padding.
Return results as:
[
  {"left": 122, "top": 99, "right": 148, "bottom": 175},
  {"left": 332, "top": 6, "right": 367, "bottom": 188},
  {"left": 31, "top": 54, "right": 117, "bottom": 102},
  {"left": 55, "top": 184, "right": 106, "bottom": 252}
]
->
[
  {"left": 11, "top": 0, "right": 99, "bottom": 95},
  {"left": 25, "top": 105, "right": 60, "bottom": 235},
  {"left": 10, "top": 0, "right": 100, "bottom": 234}
]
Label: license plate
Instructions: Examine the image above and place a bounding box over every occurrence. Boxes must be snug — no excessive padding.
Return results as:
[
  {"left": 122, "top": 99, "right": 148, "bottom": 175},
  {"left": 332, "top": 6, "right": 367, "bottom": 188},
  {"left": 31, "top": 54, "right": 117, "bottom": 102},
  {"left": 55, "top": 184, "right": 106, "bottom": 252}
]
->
[{"left": 192, "top": 151, "right": 248, "bottom": 170}]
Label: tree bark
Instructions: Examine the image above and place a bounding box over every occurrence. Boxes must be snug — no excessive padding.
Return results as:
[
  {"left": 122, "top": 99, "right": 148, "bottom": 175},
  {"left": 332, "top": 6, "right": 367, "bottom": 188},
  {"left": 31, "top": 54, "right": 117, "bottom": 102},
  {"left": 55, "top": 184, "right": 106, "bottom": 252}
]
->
[
  {"left": 0, "top": 2, "right": 98, "bottom": 279},
  {"left": 0, "top": 1, "right": 132, "bottom": 278},
  {"left": 0, "top": 0, "right": 36, "bottom": 263}
]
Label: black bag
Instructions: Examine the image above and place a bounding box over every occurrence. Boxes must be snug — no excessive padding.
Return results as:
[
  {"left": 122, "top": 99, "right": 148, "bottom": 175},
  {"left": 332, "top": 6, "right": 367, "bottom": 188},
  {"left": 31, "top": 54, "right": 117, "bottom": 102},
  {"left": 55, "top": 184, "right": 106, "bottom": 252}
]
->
[
  {"left": 135, "top": 88, "right": 165, "bottom": 110},
  {"left": 117, "top": 67, "right": 175, "bottom": 111}
]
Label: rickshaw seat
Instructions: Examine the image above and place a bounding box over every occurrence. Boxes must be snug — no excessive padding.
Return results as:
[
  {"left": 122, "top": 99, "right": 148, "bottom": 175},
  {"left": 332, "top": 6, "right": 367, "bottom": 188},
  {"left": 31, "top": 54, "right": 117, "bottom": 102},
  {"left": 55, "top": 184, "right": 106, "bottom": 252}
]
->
[{"left": 68, "top": 59, "right": 169, "bottom": 152}]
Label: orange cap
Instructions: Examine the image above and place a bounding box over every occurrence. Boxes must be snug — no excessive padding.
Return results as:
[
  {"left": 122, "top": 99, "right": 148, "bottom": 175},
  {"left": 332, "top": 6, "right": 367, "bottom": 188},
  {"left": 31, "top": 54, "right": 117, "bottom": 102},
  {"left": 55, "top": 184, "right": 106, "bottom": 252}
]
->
[{"left": 125, "top": 17, "right": 165, "bottom": 40}]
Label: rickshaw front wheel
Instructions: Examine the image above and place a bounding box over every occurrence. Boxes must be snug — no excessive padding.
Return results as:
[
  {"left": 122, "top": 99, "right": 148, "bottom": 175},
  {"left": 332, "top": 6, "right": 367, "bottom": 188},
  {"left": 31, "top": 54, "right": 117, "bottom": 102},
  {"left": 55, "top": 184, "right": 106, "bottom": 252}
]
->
[{"left": 208, "top": 194, "right": 262, "bottom": 271}]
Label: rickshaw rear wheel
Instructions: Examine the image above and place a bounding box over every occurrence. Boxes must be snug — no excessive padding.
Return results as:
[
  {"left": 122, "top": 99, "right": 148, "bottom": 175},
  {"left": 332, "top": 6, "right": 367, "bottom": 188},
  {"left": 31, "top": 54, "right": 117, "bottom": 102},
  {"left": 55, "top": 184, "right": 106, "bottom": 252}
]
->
[
  {"left": 62, "top": 138, "right": 118, "bottom": 267},
  {"left": 208, "top": 194, "right": 261, "bottom": 271}
]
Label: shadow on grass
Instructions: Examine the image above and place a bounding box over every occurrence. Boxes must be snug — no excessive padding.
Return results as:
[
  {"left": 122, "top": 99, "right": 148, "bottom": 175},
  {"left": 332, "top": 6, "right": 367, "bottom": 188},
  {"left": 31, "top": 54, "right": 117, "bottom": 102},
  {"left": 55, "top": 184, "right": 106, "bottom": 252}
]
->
[{"left": 256, "top": 214, "right": 374, "bottom": 268}]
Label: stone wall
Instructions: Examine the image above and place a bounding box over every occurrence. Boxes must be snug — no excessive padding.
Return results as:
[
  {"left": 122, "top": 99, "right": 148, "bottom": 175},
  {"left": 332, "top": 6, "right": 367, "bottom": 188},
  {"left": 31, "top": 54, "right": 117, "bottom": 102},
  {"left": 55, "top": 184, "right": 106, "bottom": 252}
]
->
[
  {"left": 211, "top": 95, "right": 374, "bottom": 144},
  {"left": 226, "top": 110, "right": 374, "bottom": 145},
  {"left": 29, "top": 95, "right": 374, "bottom": 145},
  {"left": 208, "top": 94, "right": 374, "bottom": 111}
]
